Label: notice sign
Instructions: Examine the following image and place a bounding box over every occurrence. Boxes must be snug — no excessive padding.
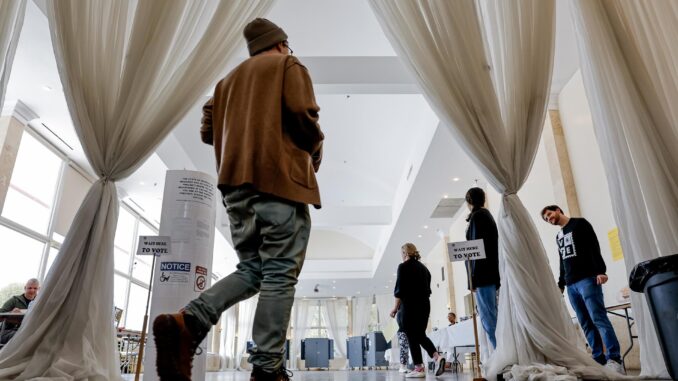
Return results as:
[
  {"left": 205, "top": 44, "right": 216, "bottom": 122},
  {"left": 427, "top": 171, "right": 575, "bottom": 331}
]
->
[
  {"left": 447, "top": 239, "right": 486, "bottom": 262},
  {"left": 194, "top": 266, "right": 208, "bottom": 292},
  {"left": 158, "top": 261, "right": 191, "bottom": 284},
  {"left": 137, "top": 236, "right": 171, "bottom": 256}
]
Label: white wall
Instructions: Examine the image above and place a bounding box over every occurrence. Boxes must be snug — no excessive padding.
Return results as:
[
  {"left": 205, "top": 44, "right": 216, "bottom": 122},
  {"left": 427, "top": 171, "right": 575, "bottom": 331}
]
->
[
  {"left": 559, "top": 71, "right": 629, "bottom": 307},
  {"left": 423, "top": 239, "right": 451, "bottom": 329}
]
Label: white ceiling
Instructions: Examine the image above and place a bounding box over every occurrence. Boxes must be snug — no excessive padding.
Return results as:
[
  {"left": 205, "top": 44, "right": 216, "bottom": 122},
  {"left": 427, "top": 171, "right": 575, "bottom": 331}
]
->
[{"left": 3, "top": 0, "right": 581, "bottom": 298}]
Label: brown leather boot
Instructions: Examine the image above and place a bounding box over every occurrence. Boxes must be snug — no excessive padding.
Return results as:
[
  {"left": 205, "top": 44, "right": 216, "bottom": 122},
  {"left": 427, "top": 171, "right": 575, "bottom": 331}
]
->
[
  {"left": 250, "top": 367, "right": 293, "bottom": 381},
  {"left": 153, "top": 312, "right": 207, "bottom": 381}
]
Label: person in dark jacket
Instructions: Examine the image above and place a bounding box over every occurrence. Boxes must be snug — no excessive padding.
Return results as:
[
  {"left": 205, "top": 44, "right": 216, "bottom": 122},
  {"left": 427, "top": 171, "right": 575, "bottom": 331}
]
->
[
  {"left": 390, "top": 243, "right": 446, "bottom": 378},
  {"left": 541, "top": 205, "right": 623, "bottom": 374},
  {"left": 464, "top": 187, "right": 499, "bottom": 349}
]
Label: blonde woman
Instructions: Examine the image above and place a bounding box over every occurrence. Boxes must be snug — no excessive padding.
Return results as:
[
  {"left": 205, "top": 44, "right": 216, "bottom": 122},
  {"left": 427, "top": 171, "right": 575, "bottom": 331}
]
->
[{"left": 389, "top": 243, "right": 445, "bottom": 377}]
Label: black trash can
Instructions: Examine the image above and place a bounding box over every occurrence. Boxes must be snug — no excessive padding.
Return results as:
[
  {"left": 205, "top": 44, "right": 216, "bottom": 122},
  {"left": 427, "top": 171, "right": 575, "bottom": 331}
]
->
[{"left": 629, "top": 253, "right": 678, "bottom": 380}]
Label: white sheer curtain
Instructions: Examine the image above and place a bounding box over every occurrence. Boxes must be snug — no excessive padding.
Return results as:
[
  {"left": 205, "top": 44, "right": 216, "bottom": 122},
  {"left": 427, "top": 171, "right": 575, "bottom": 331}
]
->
[
  {"left": 321, "top": 299, "right": 348, "bottom": 358},
  {"left": 368, "top": 1, "right": 619, "bottom": 379},
  {"left": 0, "top": 1, "right": 273, "bottom": 379},
  {"left": 571, "top": 1, "right": 678, "bottom": 378},
  {"left": 351, "top": 296, "right": 372, "bottom": 337},
  {"left": 235, "top": 297, "right": 258, "bottom": 370},
  {"left": 0, "top": 0, "right": 26, "bottom": 108},
  {"left": 220, "top": 308, "right": 238, "bottom": 370},
  {"left": 374, "top": 293, "right": 394, "bottom": 332},
  {"left": 291, "top": 299, "right": 311, "bottom": 370}
]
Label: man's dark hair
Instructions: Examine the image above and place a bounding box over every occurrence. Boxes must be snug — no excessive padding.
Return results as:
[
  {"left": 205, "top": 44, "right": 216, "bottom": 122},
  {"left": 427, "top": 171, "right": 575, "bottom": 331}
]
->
[
  {"left": 540, "top": 205, "right": 563, "bottom": 219},
  {"left": 465, "top": 187, "right": 485, "bottom": 208}
]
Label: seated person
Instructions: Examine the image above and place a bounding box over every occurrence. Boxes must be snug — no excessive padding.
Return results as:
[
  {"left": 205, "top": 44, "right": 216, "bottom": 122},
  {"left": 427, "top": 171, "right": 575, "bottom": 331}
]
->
[
  {"left": 447, "top": 312, "right": 457, "bottom": 326},
  {"left": 0, "top": 278, "right": 39, "bottom": 344}
]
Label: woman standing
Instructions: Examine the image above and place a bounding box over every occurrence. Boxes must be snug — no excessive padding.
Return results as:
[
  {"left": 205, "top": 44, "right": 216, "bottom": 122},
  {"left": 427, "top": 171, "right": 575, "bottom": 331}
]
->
[
  {"left": 390, "top": 243, "right": 445, "bottom": 378},
  {"left": 465, "top": 187, "right": 500, "bottom": 349}
]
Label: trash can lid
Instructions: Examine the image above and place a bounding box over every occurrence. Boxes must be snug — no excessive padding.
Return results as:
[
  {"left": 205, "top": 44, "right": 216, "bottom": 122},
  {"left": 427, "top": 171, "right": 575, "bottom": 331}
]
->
[{"left": 629, "top": 253, "right": 678, "bottom": 292}]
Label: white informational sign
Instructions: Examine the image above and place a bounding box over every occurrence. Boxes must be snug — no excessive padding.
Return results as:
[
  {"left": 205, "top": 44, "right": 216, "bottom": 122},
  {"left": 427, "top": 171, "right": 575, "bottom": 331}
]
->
[
  {"left": 447, "top": 239, "right": 487, "bottom": 262},
  {"left": 143, "top": 170, "right": 217, "bottom": 381},
  {"left": 137, "top": 235, "right": 171, "bottom": 256}
]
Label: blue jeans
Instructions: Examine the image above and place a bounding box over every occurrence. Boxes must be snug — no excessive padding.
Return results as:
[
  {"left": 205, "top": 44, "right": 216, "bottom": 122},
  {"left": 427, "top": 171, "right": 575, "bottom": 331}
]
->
[
  {"left": 186, "top": 187, "right": 311, "bottom": 372},
  {"left": 475, "top": 285, "right": 497, "bottom": 349},
  {"left": 567, "top": 277, "right": 621, "bottom": 364}
]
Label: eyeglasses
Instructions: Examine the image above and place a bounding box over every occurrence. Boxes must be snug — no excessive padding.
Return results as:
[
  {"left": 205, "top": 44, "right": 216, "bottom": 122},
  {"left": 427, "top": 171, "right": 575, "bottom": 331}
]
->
[{"left": 282, "top": 41, "right": 293, "bottom": 55}]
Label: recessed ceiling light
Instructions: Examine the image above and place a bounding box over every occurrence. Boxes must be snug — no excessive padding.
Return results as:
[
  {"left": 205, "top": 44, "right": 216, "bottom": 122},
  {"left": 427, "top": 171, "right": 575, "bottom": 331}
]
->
[
  {"left": 42, "top": 85, "right": 53, "bottom": 91},
  {"left": 453, "top": 177, "right": 460, "bottom": 182},
  {"left": 418, "top": 234, "right": 422, "bottom": 238},
  {"left": 443, "top": 194, "right": 449, "bottom": 199},
  {"left": 332, "top": 280, "right": 336, "bottom": 283},
  {"left": 139, "top": 181, "right": 145, "bottom": 185},
  {"left": 356, "top": 291, "right": 361, "bottom": 294},
  {"left": 423, "top": 225, "right": 428, "bottom": 229},
  {"left": 332, "top": 286, "right": 336, "bottom": 289}
]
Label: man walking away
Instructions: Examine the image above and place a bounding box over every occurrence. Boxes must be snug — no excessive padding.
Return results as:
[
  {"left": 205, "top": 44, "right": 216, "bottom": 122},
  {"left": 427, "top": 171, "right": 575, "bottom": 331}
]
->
[{"left": 153, "top": 18, "right": 323, "bottom": 381}]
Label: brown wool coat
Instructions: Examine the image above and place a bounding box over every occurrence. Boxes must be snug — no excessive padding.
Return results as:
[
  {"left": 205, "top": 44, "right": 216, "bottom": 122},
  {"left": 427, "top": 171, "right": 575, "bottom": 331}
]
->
[{"left": 201, "top": 54, "right": 324, "bottom": 208}]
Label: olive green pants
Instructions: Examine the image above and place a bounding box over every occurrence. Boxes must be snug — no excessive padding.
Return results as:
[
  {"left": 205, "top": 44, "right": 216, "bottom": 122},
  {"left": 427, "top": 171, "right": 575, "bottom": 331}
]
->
[{"left": 186, "top": 186, "right": 311, "bottom": 372}]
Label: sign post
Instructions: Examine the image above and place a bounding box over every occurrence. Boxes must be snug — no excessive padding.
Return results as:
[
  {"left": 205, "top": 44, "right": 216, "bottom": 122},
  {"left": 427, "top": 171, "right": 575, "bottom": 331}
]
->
[
  {"left": 448, "top": 239, "right": 487, "bottom": 381},
  {"left": 134, "top": 236, "right": 170, "bottom": 381}
]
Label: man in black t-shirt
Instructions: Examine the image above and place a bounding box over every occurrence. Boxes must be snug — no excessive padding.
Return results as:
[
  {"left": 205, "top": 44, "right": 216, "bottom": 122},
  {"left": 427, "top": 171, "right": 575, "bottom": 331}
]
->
[{"left": 541, "top": 205, "right": 623, "bottom": 374}]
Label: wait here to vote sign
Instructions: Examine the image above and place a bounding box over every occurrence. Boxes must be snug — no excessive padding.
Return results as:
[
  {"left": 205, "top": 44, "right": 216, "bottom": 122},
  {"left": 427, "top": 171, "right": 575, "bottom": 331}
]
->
[
  {"left": 137, "top": 236, "right": 171, "bottom": 256},
  {"left": 447, "top": 239, "right": 486, "bottom": 262}
]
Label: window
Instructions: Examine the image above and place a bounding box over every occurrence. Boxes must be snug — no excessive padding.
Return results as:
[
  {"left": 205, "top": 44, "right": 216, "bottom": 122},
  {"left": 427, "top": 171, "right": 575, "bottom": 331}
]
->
[
  {"left": 2, "top": 132, "right": 62, "bottom": 234},
  {"left": 125, "top": 283, "right": 150, "bottom": 331},
  {"left": 0, "top": 226, "right": 44, "bottom": 285},
  {"left": 0, "top": 128, "right": 66, "bottom": 295},
  {"left": 306, "top": 301, "right": 328, "bottom": 338},
  {"left": 114, "top": 208, "right": 136, "bottom": 274},
  {"left": 112, "top": 204, "right": 159, "bottom": 330},
  {"left": 132, "top": 222, "right": 156, "bottom": 284}
]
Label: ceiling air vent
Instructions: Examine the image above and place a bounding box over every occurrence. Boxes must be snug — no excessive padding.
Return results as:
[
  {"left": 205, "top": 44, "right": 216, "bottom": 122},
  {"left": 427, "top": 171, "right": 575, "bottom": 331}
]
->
[{"left": 430, "top": 197, "right": 465, "bottom": 218}]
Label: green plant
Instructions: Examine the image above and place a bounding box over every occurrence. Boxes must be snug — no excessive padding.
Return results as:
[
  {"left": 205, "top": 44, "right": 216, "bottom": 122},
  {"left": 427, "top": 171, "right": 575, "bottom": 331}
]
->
[{"left": 0, "top": 283, "right": 24, "bottom": 307}]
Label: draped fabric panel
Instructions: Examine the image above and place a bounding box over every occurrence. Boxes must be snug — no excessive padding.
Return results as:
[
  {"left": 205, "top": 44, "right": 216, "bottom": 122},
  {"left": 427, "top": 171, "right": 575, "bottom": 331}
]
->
[
  {"left": 235, "top": 297, "right": 258, "bottom": 370},
  {"left": 0, "top": 0, "right": 26, "bottom": 109},
  {"left": 0, "top": 1, "right": 273, "bottom": 379},
  {"left": 351, "top": 296, "right": 373, "bottom": 337},
  {"left": 321, "top": 299, "right": 348, "bottom": 358},
  {"left": 571, "top": 1, "right": 678, "bottom": 378},
  {"left": 368, "top": 1, "right": 620, "bottom": 379},
  {"left": 374, "top": 293, "right": 394, "bottom": 333},
  {"left": 220, "top": 308, "right": 238, "bottom": 370},
  {"left": 291, "top": 299, "right": 311, "bottom": 370}
]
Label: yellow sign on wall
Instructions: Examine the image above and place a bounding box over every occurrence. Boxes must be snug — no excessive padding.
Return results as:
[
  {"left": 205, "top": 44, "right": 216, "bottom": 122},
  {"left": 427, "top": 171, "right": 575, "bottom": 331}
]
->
[{"left": 608, "top": 227, "right": 624, "bottom": 262}]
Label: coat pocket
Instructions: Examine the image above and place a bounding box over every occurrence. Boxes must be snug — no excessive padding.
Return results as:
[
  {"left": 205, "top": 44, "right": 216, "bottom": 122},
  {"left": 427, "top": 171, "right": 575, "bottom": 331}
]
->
[{"left": 289, "top": 147, "right": 318, "bottom": 190}]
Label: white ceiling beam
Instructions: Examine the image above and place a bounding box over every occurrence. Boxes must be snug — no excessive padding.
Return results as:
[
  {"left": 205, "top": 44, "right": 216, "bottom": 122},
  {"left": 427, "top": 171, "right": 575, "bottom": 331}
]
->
[
  {"left": 302, "top": 56, "right": 419, "bottom": 95},
  {"left": 310, "top": 205, "right": 391, "bottom": 227}
]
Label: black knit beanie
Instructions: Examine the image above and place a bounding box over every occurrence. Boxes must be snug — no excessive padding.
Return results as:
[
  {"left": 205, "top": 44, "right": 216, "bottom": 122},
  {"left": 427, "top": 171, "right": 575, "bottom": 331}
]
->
[{"left": 243, "top": 18, "right": 288, "bottom": 56}]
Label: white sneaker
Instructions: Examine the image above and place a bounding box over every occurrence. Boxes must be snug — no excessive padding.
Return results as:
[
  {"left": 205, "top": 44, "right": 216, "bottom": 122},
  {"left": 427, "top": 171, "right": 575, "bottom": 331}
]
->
[
  {"left": 434, "top": 357, "right": 446, "bottom": 376},
  {"left": 405, "top": 369, "right": 426, "bottom": 378},
  {"left": 605, "top": 359, "right": 626, "bottom": 375},
  {"left": 399, "top": 365, "right": 409, "bottom": 373}
]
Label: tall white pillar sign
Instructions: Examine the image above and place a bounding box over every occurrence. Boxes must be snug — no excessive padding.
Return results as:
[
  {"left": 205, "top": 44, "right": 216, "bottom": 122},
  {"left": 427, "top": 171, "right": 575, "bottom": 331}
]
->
[{"left": 143, "top": 170, "right": 217, "bottom": 381}]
